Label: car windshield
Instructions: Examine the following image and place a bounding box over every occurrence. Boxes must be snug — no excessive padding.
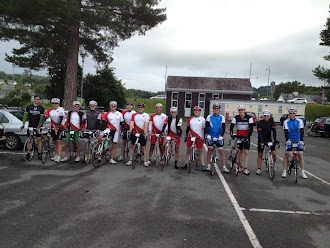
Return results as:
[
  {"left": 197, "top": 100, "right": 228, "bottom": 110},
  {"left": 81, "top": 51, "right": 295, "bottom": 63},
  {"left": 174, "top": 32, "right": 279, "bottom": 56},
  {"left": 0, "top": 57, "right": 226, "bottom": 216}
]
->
[
  {"left": 247, "top": 113, "right": 255, "bottom": 117},
  {"left": 314, "top": 118, "right": 323, "bottom": 123},
  {"left": 10, "top": 111, "right": 24, "bottom": 121}
]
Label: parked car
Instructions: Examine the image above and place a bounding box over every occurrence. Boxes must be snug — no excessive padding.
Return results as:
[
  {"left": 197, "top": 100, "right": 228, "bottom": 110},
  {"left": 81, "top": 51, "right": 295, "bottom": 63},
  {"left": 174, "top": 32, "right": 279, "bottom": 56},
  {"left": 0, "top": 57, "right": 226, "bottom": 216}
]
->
[
  {"left": 259, "top": 98, "right": 269, "bottom": 101},
  {"left": 0, "top": 109, "right": 50, "bottom": 150},
  {"left": 246, "top": 111, "right": 257, "bottom": 125},
  {"left": 286, "top": 98, "right": 307, "bottom": 104},
  {"left": 280, "top": 114, "right": 306, "bottom": 126},
  {"left": 307, "top": 117, "right": 330, "bottom": 137},
  {"left": 150, "top": 95, "right": 167, "bottom": 99}
]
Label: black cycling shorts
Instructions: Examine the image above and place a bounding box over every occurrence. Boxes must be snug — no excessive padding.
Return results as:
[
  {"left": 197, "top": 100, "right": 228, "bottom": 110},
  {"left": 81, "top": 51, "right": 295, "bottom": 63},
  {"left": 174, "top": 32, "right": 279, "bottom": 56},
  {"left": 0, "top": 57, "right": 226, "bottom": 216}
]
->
[
  {"left": 130, "top": 133, "right": 146, "bottom": 147},
  {"left": 27, "top": 127, "right": 41, "bottom": 138},
  {"left": 237, "top": 138, "right": 250, "bottom": 150},
  {"left": 257, "top": 140, "right": 275, "bottom": 153},
  {"left": 51, "top": 128, "right": 64, "bottom": 140}
]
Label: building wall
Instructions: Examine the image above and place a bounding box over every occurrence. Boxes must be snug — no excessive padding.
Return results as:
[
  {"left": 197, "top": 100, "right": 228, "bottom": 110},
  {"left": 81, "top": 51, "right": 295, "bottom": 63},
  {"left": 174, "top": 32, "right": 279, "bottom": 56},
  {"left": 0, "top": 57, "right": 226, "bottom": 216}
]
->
[
  {"left": 166, "top": 91, "right": 171, "bottom": 116},
  {"left": 178, "top": 92, "right": 185, "bottom": 117},
  {"left": 223, "top": 94, "right": 250, "bottom": 100}
]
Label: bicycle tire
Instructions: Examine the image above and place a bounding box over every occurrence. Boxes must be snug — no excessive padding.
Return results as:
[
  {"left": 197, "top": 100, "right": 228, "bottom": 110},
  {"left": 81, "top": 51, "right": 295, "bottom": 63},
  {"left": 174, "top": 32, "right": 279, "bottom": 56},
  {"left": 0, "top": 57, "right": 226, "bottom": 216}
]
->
[
  {"left": 268, "top": 153, "right": 274, "bottom": 180},
  {"left": 194, "top": 150, "right": 199, "bottom": 167},
  {"left": 23, "top": 138, "right": 35, "bottom": 162},
  {"left": 132, "top": 145, "right": 138, "bottom": 169},
  {"left": 84, "top": 140, "right": 90, "bottom": 165},
  {"left": 287, "top": 157, "right": 292, "bottom": 174},
  {"left": 211, "top": 163, "right": 215, "bottom": 176},
  {"left": 294, "top": 157, "right": 298, "bottom": 183},
  {"left": 235, "top": 163, "right": 239, "bottom": 176},
  {"left": 41, "top": 139, "right": 48, "bottom": 164},
  {"left": 124, "top": 141, "right": 130, "bottom": 163},
  {"left": 189, "top": 148, "right": 194, "bottom": 173},
  {"left": 232, "top": 151, "right": 238, "bottom": 170},
  {"left": 91, "top": 144, "right": 103, "bottom": 168},
  {"left": 48, "top": 138, "right": 54, "bottom": 158},
  {"left": 69, "top": 141, "right": 75, "bottom": 164}
]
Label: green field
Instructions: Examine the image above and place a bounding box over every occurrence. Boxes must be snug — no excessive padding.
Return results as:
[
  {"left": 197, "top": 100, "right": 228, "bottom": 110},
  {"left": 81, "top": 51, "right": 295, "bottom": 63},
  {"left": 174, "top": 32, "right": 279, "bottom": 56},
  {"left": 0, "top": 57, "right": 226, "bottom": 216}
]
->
[
  {"left": 127, "top": 98, "right": 166, "bottom": 113},
  {"left": 305, "top": 104, "right": 330, "bottom": 122}
]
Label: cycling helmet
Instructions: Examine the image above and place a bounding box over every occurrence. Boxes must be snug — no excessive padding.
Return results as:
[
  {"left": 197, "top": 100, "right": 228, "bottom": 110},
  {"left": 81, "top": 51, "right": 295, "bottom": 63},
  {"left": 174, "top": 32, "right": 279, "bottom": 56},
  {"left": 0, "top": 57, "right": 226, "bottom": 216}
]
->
[
  {"left": 213, "top": 103, "right": 221, "bottom": 108},
  {"left": 73, "top": 101, "right": 81, "bottom": 106},
  {"left": 34, "top": 94, "right": 42, "bottom": 99},
  {"left": 51, "top": 98, "right": 60, "bottom": 104},
  {"left": 155, "top": 103, "right": 163, "bottom": 108},
  {"left": 109, "top": 100, "right": 117, "bottom": 106},
  {"left": 170, "top": 106, "right": 178, "bottom": 112},
  {"left": 126, "top": 101, "right": 133, "bottom": 105},
  {"left": 288, "top": 106, "right": 297, "bottom": 113},
  {"left": 263, "top": 110, "right": 271, "bottom": 116},
  {"left": 193, "top": 106, "right": 202, "bottom": 111},
  {"left": 237, "top": 105, "right": 246, "bottom": 110},
  {"left": 137, "top": 102, "right": 145, "bottom": 107},
  {"left": 89, "top": 100, "right": 97, "bottom": 106}
]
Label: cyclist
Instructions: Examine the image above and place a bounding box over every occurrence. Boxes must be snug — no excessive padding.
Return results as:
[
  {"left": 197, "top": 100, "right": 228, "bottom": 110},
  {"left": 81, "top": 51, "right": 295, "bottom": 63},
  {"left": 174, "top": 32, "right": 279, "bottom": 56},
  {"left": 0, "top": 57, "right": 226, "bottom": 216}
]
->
[
  {"left": 230, "top": 105, "right": 254, "bottom": 175},
  {"left": 99, "top": 100, "right": 124, "bottom": 164},
  {"left": 61, "top": 101, "right": 84, "bottom": 162},
  {"left": 183, "top": 106, "right": 206, "bottom": 170},
  {"left": 282, "top": 107, "right": 307, "bottom": 179},
  {"left": 205, "top": 103, "right": 229, "bottom": 173},
  {"left": 256, "top": 110, "right": 279, "bottom": 175},
  {"left": 118, "top": 101, "right": 136, "bottom": 162},
  {"left": 126, "top": 102, "right": 150, "bottom": 167},
  {"left": 82, "top": 100, "right": 102, "bottom": 158},
  {"left": 147, "top": 103, "right": 168, "bottom": 165},
  {"left": 20, "top": 94, "right": 45, "bottom": 160},
  {"left": 164, "top": 106, "right": 183, "bottom": 169},
  {"left": 40, "top": 98, "right": 65, "bottom": 163}
]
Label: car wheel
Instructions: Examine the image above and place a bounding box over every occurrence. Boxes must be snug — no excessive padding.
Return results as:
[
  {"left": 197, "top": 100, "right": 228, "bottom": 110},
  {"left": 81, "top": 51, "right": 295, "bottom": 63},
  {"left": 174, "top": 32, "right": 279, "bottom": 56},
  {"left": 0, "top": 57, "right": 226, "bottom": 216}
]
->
[{"left": 5, "top": 133, "right": 21, "bottom": 150}]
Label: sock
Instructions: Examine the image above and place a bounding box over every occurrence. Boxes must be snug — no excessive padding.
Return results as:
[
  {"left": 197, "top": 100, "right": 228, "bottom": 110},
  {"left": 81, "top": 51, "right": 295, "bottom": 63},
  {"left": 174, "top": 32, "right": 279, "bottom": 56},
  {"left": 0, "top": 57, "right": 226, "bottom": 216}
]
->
[
  {"left": 301, "top": 169, "right": 305, "bottom": 173},
  {"left": 283, "top": 170, "right": 286, "bottom": 173},
  {"left": 223, "top": 165, "right": 227, "bottom": 168},
  {"left": 208, "top": 164, "right": 211, "bottom": 167}
]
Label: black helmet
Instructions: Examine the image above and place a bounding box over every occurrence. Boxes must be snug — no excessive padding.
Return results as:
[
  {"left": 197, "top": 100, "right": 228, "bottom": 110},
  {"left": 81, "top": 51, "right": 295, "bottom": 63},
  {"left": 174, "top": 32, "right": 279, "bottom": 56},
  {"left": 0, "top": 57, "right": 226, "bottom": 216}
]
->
[
  {"left": 126, "top": 101, "right": 133, "bottom": 105},
  {"left": 34, "top": 94, "right": 42, "bottom": 99}
]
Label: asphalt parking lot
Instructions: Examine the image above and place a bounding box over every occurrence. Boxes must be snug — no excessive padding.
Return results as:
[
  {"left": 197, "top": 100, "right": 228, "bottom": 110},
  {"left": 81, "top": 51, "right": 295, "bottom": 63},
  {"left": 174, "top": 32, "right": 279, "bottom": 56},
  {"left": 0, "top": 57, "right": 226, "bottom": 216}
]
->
[{"left": 0, "top": 125, "right": 329, "bottom": 248}]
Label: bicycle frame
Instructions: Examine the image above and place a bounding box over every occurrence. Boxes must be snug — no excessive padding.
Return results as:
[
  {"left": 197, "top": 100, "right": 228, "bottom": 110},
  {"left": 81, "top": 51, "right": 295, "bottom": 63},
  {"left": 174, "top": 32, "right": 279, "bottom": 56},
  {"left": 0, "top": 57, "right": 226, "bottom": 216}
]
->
[
  {"left": 287, "top": 143, "right": 301, "bottom": 183},
  {"left": 161, "top": 136, "right": 175, "bottom": 171},
  {"left": 83, "top": 131, "right": 97, "bottom": 165},
  {"left": 228, "top": 136, "right": 242, "bottom": 176},
  {"left": 132, "top": 133, "right": 143, "bottom": 169},
  {"left": 23, "top": 127, "right": 38, "bottom": 161},
  {"left": 210, "top": 137, "right": 219, "bottom": 176},
  {"left": 152, "top": 133, "right": 162, "bottom": 166},
  {"left": 41, "top": 127, "right": 54, "bottom": 164},
  {"left": 188, "top": 136, "right": 200, "bottom": 173},
  {"left": 263, "top": 142, "right": 275, "bottom": 180}
]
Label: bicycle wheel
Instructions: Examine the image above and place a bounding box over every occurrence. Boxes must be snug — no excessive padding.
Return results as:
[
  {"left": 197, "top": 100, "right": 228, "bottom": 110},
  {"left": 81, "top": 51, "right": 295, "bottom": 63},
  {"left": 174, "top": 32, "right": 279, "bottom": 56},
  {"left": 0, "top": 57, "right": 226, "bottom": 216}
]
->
[
  {"left": 124, "top": 141, "right": 130, "bottom": 163},
  {"left": 92, "top": 144, "right": 103, "bottom": 168},
  {"left": 166, "top": 144, "right": 171, "bottom": 166},
  {"left": 235, "top": 163, "right": 239, "bottom": 176},
  {"left": 268, "top": 153, "right": 274, "bottom": 180},
  {"left": 189, "top": 149, "right": 194, "bottom": 173},
  {"left": 23, "top": 138, "right": 35, "bottom": 162},
  {"left": 48, "top": 137, "right": 54, "bottom": 158},
  {"left": 194, "top": 149, "right": 200, "bottom": 167},
  {"left": 287, "top": 157, "right": 292, "bottom": 174},
  {"left": 154, "top": 144, "right": 160, "bottom": 166},
  {"left": 132, "top": 145, "right": 138, "bottom": 169},
  {"left": 264, "top": 151, "right": 269, "bottom": 172},
  {"left": 294, "top": 157, "right": 298, "bottom": 183},
  {"left": 41, "top": 139, "right": 48, "bottom": 164},
  {"left": 84, "top": 140, "right": 91, "bottom": 165},
  {"left": 232, "top": 151, "right": 238, "bottom": 170},
  {"left": 69, "top": 141, "right": 75, "bottom": 164}
]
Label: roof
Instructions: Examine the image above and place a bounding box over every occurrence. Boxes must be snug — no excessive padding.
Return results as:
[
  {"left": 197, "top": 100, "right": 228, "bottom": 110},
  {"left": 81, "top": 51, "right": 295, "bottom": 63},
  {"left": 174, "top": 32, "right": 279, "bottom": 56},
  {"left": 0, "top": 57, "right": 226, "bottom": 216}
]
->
[{"left": 166, "top": 76, "right": 253, "bottom": 94}]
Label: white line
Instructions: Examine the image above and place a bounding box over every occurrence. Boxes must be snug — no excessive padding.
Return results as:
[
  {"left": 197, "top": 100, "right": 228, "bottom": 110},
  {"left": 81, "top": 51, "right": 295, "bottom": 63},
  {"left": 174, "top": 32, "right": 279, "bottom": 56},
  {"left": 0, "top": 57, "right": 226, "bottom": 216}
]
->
[
  {"left": 246, "top": 208, "right": 330, "bottom": 216},
  {"left": 214, "top": 164, "right": 262, "bottom": 248},
  {"left": 0, "top": 151, "right": 24, "bottom": 155}
]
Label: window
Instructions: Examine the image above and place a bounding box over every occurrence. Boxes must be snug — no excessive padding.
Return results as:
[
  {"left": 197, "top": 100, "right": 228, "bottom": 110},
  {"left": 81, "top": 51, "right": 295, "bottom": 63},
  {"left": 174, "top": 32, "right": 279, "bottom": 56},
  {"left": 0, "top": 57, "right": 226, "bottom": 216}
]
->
[
  {"left": 258, "top": 105, "right": 262, "bottom": 113},
  {"left": 212, "top": 94, "right": 219, "bottom": 99},
  {"left": 172, "top": 92, "right": 178, "bottom": 107},
  {"left": 278, "top": 106, "right": 282, "bottom": 114},
  {"left": 185, "top": 93, "right": 191, "bottom": 108},
  {"left": 0, "top": 112, "right": 9, "bottom": 123}
]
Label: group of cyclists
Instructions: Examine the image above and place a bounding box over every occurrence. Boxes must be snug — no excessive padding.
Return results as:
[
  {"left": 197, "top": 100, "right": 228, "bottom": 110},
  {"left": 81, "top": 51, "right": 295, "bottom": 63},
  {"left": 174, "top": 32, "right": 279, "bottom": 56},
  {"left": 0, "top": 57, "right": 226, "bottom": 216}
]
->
[{"left": 21, "top": 94, "right": 307, "bottom": 179}]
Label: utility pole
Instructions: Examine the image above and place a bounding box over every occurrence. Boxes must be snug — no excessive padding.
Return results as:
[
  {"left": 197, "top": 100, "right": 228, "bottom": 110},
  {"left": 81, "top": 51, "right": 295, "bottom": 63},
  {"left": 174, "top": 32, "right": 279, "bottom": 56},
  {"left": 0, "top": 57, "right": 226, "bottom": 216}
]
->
[
  {"left": 266, "top": 68, "right": 270, "bottom": 99},
  {"left": 80, "top": 52, "right": 86, "bottom": 104}
]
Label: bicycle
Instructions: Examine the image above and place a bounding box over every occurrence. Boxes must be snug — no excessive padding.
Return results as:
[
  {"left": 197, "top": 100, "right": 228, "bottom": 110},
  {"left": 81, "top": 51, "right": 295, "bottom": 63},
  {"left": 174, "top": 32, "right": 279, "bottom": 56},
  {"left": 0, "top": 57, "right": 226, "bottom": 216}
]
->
[
  {"left": 83, "top": 131, "right": 98, "bottom": 165},
  {"left": 41, "top": 127, "right": 54, "bottom": 164},
  {"left": 132, "top": 133, "right": 144, "bottom": 169},
  {"left": 160, "top": 136, "right": 175, "bottom": 171},
  {"left": 152, "top": 133, "right": 162, "bottom": 166},
  {"left": 287, "top": 142, "right": 303, "bottom": 183},
  {"left": 122, "top": 130, "right": 131, "bottom": 163},
  {"left": 210, "top": 137, "right": 222, "bottom": 176},
  {"left": 228, "top": 136, "right": 243, "bottom": 176},
  {"left": 188, "top": 136, "right": 200, "bottom": 174},
  {"left": 305, "top": 122, "right": 316, "bottom": 137},
  {"left": 23, "top": 127, "right": 38, "bottom": 162},
  {"left": 91, "top": 133, "right": 112, "bottom": 168},
  {"left": 262, "top": 141, "right": 280, "bottom": 180}
]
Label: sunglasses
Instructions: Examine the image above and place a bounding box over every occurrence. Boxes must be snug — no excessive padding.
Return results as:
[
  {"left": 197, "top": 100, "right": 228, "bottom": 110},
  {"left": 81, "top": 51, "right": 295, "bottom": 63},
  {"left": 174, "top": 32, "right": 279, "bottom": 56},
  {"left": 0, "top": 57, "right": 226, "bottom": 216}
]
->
[
  {"left": 238, "top": 109, "right": 245, "bottom": 111},
  {"left": 74, "top": 105, "right": 80, "bottom": 107},
  {"left": 194, "top": 110, "right": 201, "bottom": 112},
  {"left": 263, "top": 115, "right": 270, "bottom": 117},
  {"left": 35, "top": 98, "right": 41, "bottom": 100},
  {"left": 52, "top": 103, "right": 59, "bottom": 104},
  {"left": 171, "top": 111, "right": 177, "bottom": 113},
  {"left": 213, "top": 107, "right": 220, "bottom": 109},
  {"left": 289, "top": 112, "right": 296, "bottom": 114},
  {"left": 138, "top": 106, "right": 144, "bottom": 108},
  {"left": 110, "top": 105, "right": 117, "bottom": 107}
]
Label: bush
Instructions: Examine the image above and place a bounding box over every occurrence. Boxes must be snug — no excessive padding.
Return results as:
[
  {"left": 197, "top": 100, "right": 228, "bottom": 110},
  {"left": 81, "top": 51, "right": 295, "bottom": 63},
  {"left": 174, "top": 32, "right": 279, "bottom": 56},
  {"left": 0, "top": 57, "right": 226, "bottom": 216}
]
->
[
  {"left": 305, "top": 104, "right": 330, "bottom": 122},
  {"left": 126, "top": 98, "right": 166, "bottom": 113}
]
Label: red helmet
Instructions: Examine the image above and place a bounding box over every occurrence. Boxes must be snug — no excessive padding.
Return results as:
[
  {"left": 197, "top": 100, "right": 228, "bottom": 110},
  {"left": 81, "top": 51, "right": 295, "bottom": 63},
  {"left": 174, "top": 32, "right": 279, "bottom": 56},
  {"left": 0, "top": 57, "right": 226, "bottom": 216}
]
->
[
  {"left": 193, "top": 106, "right": 202, "bottom": 111},
  {"left": 137, "top": 102, "right": 145, "bottom": 107}
]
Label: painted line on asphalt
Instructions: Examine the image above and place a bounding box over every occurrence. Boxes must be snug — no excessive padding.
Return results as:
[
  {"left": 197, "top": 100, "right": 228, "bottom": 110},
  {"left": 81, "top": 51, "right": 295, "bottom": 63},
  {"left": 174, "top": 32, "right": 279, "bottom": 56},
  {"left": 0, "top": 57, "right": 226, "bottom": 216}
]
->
[
  {"left": 214, "top": 164, "right": 262, "bottom": 248},
  {"left": 0, "top": 151, "right": 24, "bottom": 155},
  {"left": 241, "top": 208, "right": 330, "bottom": 216}
]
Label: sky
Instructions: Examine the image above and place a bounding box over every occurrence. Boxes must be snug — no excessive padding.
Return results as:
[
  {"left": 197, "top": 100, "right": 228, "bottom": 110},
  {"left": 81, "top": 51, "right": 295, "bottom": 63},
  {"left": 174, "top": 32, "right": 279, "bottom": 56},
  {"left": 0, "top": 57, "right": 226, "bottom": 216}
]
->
[{"left": 0, "top": 0, "right": 329, "bottom": 92}]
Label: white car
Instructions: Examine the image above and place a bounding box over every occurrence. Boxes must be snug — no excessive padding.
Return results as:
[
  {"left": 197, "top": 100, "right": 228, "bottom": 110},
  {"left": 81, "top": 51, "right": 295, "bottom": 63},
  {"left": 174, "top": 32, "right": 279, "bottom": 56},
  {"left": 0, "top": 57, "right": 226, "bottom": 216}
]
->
[
  {"left": 286, "top": 98, "right": 307, "bottom": 104},
  {"left": 150, "top": 95, "right": 166, "bottom": 99}
]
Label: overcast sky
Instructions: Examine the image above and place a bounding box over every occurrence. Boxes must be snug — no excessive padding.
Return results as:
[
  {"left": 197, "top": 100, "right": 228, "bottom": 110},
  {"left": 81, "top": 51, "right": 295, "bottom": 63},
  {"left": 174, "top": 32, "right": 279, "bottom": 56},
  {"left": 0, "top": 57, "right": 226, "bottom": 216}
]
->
[{"left": 0, "top": 0, "right": 329, "bottom": 91}]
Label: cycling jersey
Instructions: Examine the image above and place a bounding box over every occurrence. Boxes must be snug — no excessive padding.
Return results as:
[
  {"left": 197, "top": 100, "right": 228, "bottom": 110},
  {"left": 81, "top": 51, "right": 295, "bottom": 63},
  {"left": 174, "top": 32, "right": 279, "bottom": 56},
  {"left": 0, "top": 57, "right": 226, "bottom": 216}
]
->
[
  {"left": 82, "top": 109, "right": 101, "bottom": 130},
  {"left": 24, "top": 104, "right": 45, "bottom": 127},
  {"left": 166, "top": 116, "right": 183, "bottom": 136},
  {"left": 257, "top": 119, "right": 276, "bottom": 142},
  {"left": 64, "top": 111, "right": 84, "bottom": 130},
  {"left": 131, "top": 113, "right": 150, "bottom": 134},
  {"left": 206, "top": 114, "right": 225, "bottom": 137},
  {"left": 122, "top": 109, "right": 136, "bottom": 129},
  {"left": 44, "top": 107, "right": 65, "bottom": 128},
  {"left": 149, "top": 113, "right": 168, "bottom": 134},
  {"left": 187, "top": 116, "right": 206, "bottom": 138},
  {"left": 102, "top": 111, "right": 124, "bottom": 131},
  {"left": 231, "top": 114, "right": 253, "bottom": 137},
  {"left": 283, "top": 118, "right": 304, "bottom": 142}
]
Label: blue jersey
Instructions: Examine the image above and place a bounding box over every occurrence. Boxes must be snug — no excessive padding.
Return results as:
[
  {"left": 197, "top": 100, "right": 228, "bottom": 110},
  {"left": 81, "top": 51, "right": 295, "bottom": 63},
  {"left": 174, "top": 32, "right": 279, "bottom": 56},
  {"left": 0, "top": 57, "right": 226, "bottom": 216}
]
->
[
  {"left": 206, "top": 114, "right": 225, "bottom": 137},
  {"left": 283, "top": 118, "right": 304, "bottom": 142}
]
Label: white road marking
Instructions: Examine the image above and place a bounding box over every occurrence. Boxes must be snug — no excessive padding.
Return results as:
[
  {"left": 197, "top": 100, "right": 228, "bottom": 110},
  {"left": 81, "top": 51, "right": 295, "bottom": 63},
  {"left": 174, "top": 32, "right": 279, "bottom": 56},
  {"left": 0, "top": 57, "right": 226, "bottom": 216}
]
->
[
  {"left": 245, "top": 208, "right": 330, "bottom": 216},
  {"left": 214, "top": 164, "right": 262, "bottom": 248},
  {"left": 0, "top": 151, "right": 24, "bottom": 155}
]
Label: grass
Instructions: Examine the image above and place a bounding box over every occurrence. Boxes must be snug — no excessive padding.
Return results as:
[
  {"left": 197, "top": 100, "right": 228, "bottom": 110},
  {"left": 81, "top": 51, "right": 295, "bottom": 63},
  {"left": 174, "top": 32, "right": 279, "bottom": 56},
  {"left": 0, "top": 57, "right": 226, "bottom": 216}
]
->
[
  {"left": 127, "top": 98, "right": 166, "bottom": 113},
  {"left": 305, "top": 104, "right": 330, "bottom": 122}
]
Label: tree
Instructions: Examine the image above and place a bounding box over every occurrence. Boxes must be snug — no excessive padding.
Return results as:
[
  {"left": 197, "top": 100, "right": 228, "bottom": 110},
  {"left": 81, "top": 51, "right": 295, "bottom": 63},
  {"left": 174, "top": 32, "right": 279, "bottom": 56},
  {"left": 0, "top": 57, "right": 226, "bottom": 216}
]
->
[
  {"left": 273, "top": 81, "right": 303, "bottom": 100},
  {"left": 0, "top": 0, "right": 166, "bottom": 109},
  {"left": 83, "top": 68, "right": 126, "bottom": 109}
]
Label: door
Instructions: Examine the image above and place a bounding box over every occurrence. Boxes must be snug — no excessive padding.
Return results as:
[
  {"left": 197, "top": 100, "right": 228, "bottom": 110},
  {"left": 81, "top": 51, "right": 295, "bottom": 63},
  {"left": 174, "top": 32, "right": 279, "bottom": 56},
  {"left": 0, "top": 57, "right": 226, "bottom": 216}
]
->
[
  {"left": 185, "top": 93, "right": 192, "bottom": 117},
  {"left": 199, "top": 93, "right": 205, "bottom": 117}
]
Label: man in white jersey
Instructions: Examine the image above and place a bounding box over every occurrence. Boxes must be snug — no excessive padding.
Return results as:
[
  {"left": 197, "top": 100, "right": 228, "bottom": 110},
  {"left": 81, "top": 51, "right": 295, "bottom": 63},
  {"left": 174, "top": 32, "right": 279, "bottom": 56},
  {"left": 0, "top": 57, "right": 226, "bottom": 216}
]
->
[
  {"left": 126, "top": 102, "right": 150, "bottom": 167},
  {"left": 118, "top": 101, "right": 136, "bottom": 162},
  {"left": 183, "top": 106, "right": 206, "bottom": 170},
  {"left": 61, "top": 101, "right": 84, "bottom": 162},
  {"left": 99, "top": 100, "right": 124, "bottom": 164},
  {"left": 40, "top": 98, "right": 65, "bottom": 162},
  {"left": 147, "top": 103, "right": 168, "bottom": 165},
  {"left": 164, "top": 106, "right": 182, "bottom": 169}
]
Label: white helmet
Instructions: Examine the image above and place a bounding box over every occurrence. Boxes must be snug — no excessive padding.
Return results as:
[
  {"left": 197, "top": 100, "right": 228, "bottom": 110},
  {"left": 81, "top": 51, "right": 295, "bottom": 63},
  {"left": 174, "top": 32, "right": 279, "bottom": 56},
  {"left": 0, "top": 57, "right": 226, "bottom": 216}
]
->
[
  {"left": 89, "top": 100, "right": 97, "bottom": 106},
  {"left": 237, "top": 105, "right": 246, "bottom": 110},
  {"left": 109, "top": 100, "right": 117, "bottom": 106},
  {"left": 288, "top": 106, "right": 297, "bottom": 113},
  {"left": 263, "top": 110, "right": 271, "bottom": 116},
  {"left": 155, "top": 103, "right": 163, "bottom": 108},
  {"left": 170, "top": 106, "right": 178, "bottom": 112},
  {"left": 51, "top": 98, "right": 60, "bottom": 104},
  {"left": 73, "top": 101, "right": 81, "bottom": 106}
]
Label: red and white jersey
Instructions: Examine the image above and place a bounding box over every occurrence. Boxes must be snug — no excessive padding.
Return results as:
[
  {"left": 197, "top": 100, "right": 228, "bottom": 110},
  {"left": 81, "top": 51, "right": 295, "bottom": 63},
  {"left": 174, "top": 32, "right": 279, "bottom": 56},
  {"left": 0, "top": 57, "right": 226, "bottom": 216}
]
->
[
  {"left": 187, "top": 116, "right": 206, "bottom": 138},
  {"left": 122, "top": 109, "right": 136, "bottom": 129},
  {"left": 149, "top": 113, "right": 168, "bottom": 134},
  {"left": 44, "top": 107, "right": 65, "bottom": 128},
  {"left": 231, "top": 114, "right": 253, "bottom": 137},
  {"left": 131, "top": 113, "right": 150, "bottom": 134},
  {"left": 65, "top": 112, "right": 81, "bottom": 130},
  {"left": 165, "top": 117, "right": 183, "bottom": 136},
  {"left": 102, "top": 111, "right": 124, "bottom": 131}
]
